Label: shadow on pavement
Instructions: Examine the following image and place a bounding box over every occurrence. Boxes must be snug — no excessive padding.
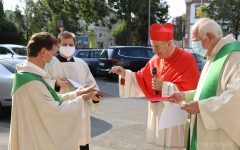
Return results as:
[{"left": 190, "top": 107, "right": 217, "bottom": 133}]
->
[{"left": 91, "top": 116, "right": 112, "bottom": 138}]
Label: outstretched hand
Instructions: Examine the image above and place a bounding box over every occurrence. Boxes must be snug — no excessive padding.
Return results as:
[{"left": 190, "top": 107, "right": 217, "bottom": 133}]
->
[
  {"left": 81, "top": 91, "right": 98, "bottom": 101},
  {"left": 56, "top": 77, "right": 70, "bottom": 87},
  {"left": 109, "top": 66, "right": 126, "bottom": 78},
  {"left": 76, "top": 84, "right": 96, "bottom": 96}
]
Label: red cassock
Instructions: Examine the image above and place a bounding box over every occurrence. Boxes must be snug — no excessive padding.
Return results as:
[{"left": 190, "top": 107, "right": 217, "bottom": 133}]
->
[{"left": 135, "top": 47, "right": 200, "bottom": 101}]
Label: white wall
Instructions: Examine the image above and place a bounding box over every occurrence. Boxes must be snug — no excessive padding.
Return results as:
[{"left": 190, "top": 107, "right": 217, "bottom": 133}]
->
[{"left": 88, "top": 24, "right": 114, "bottom": 48}]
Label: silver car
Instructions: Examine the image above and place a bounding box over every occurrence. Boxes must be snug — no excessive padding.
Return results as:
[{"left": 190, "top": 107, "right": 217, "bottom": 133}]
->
[
  {"left": 0, "top": 44, "right": 27, "bottom": 59},
  {"left": 0, "top": 57, "right": 26, "bottom": 116}
]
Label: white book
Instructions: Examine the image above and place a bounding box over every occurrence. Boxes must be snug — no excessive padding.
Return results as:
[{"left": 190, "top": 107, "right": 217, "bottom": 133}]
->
[
  {"left": 159, "top": 104, "right": 188, "bottom": 129},
  {"left": 67, "top": 78, "right": 83, "bottom": 88}
]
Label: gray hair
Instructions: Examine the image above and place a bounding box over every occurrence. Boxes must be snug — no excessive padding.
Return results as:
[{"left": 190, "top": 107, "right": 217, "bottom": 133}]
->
[{"left": 192, "top": 18, "right": 223, "bottom": 39}]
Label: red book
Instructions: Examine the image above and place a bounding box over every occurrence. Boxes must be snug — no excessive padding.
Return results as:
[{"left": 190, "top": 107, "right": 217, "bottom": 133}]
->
[{"left": 147, "top": 96, "right": 171, "bottom": 102}]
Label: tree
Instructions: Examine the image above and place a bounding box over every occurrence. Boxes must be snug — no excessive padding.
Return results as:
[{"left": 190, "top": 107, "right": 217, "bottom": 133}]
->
[
  {"left": 0, "top": 0, "right": 4, "bottom": 19},
  {"left": 78, "top": 0, "right": 110, "bottom": 24},
  {"left": 202, "top": 0, "right": 240, "bottom": 38},
  {"left": 108, "top": 0, "right": 140, "bottom": 45},
  {"left": 0, "top": 1, "right": 25, "bottom": 44},
  {"left": 43, "top": 0, "right": 109, "bottom": 36},
  {"left": 172, "top": 15, "right": 186, "bottom": 48},
  {"left": 111, "top": 19, "right": 128, "bottom": 45},
  {"left": 132, "top": 0, "right": 169, "bottom": 46},
  {"left": 108, "top": 0, "right": 169, "bottom": 46}
]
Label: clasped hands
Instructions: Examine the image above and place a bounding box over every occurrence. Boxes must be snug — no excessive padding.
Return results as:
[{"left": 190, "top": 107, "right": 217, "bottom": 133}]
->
[{"left": 169, "top": 92, "right": 200, "bottom": 114}]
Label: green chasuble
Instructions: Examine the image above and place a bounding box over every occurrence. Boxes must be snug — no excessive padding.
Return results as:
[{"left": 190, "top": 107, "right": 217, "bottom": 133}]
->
[
  {"left": 11, "top": 72, "right": 63, "bottom": 105},
  {"left": 190, "top": 41, "right": 240, "bottom": 150}
]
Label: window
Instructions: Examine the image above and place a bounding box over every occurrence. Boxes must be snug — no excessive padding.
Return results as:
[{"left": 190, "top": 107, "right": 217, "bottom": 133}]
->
[
  {"left": 0, "top": 47, "right": 9, "bottom": 54},
  {"left": 76, "top": 51, "right": 89, "bottom": 58},
  {"left": 119, "top": 48, "right": 148, "bottom": 58},
  {"left": 147, "top": 49, "right": 154, "bottom": 58},
  {"left": 100, "top": 50, "right": 108, "bottom": 58},
  {"left": 12, "top": 47, "right": 27, "bottom": 55},
  {"left": 91, "top": 51, "right": 101, "bottom": 58}
]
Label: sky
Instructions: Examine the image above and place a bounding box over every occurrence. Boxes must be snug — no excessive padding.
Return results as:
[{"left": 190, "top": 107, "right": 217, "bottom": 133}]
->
[{"left": 3, "top": 0, "right": 186, "bottom": 18}]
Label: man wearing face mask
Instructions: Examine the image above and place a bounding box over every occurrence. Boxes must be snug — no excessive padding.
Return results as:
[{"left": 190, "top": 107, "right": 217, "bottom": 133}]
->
[
  {"left": 45, "top": 31, "right": 99, "bottom": 150},
  {"left": 9, "top": 32, "right": 97, "bottom": 150},
  {"left": 170, "top": 18, "right": 240, "bottom": 150},
  {"left": 110, "top": 23, "right": 200, "bottom": 149}
]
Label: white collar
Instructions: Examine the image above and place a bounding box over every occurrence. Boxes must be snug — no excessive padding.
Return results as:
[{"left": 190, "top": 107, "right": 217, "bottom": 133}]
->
[
  {"left": 209, "top": 34, "right": 236, "bottom": 59},
  {"left": 16, "top": 61, "right": 50, "bottom": 78}
]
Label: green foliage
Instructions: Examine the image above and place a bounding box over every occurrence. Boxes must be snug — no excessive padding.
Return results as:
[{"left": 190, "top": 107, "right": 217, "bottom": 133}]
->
[
  {"left": 111, "top": 19, "right": 127, "bottom": 45},
  {"left": 1, "top": 0, "right": 171, "bottom": 46},
  {"left": 2, "top": 0, "right": 110, "bottom": 44},
  {"left": 196, "top": 5, "right": 207, "bottom": 17},
  {"left": 0, "top": 18, "right": 25, "bottom": 44},
  {"left": 108, "top": 0, "right": 169, "bottom": 46},
  {"left": 173, "top": 15, "right": 185, "bottom": 41},
  {"left": 0, "top": 1, "right": 25, "bottom": 44},
  {"left": 203, "top": 0, "right": 240, "bottom": 38},
  {"left": 132, "top": 0, "right": 169, "bottom": 46},
  {"left": 43, "top": 0, "right": 109, "bottom": 36},
  {"left": 0, "top": 0, "right": 4, "bottom": 19},
  {"left": 79, "top": 0, "right": 110, "bottom": 24}
]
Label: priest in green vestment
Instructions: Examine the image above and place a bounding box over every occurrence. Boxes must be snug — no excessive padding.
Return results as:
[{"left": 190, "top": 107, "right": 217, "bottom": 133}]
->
[
  {"left": 170, "top": 18, "right": 240, "bottom": 150},
  {"left": 9, "top": 32, "right": 97, "bottom": 150}
]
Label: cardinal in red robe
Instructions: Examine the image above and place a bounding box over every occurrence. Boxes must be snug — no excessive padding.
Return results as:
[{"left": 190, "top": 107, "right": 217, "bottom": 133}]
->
[{"left": 110, "top": 23, "right": 200, "bottom": 149}]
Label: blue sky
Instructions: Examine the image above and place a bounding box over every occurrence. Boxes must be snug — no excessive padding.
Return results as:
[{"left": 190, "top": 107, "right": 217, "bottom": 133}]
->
[{"left": 3, "top": 0, "right": 186, "bottom": 18}]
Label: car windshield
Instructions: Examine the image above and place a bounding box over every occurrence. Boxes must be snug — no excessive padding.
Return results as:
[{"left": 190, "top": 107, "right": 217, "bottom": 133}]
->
[
  {"left": 76, "top": 51, "right": 89, "bottom": 58},
  {"left": 119, "top": 48, "right": 149, "bottom": 58},
  {"left": 12, "top": 47, "right": 27, "bottom": 55},
  {"left": 89, "top": 51, "right": 100, "bottom": 58},
  {"left": 0, "top": 59, "right": 22, "bottom": 73},
  {"left": 100, "top": 49, "right": 112, "bottom": 58}
]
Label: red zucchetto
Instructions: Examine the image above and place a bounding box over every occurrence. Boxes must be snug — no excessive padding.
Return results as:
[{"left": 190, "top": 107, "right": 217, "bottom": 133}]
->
[{"left": 149, "top": 23, "right": 174, "bottom": 41}]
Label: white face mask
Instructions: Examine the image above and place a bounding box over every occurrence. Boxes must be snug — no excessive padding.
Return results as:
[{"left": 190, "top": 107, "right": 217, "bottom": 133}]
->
[
  {"left": 43, "top": 50, "right": 53, "bottom": 64},
  {"left": 192, "top": 41, "right": 207, "bottom": 56},
  {"left": 59, "top": 46, "right": 76, "bottom": 58}
]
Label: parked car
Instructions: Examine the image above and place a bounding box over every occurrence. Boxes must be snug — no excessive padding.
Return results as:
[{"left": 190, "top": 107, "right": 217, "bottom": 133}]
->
[
  {"left": 97, "top": 46, "right": 154, "bottom": 78},
  {"left": 0, "top": 44, "right": 27, "bottom": 59},
  {"left": 74, "top": 49, "right": 103, "bottom": 75},
  {"left": 191, "top": 52, "right": 206, "bottom": 71},
  {"left": 0, "top": 56, "right": 26, "bottom": 117}
]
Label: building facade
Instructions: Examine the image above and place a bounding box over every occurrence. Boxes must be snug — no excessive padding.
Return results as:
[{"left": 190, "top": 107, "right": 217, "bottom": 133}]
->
[{"left": 185, "top": 0, "right": 211, "bottom": 49}]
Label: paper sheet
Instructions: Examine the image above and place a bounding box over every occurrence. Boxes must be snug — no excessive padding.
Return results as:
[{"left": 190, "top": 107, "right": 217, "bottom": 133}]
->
[
  {"left": 67, "top": 78, "right": 83, "bottom": 88},
  {"left": 159, "top": 104, "right": 188, "bottom": 129},
  {"left": 67, "top": 78, "right": 112, "bottom": 97}
]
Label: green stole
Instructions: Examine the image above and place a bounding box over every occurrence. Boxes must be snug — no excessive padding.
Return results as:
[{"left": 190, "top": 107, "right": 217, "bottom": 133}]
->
[
  {"left": 11, "top": 72, "right": 63, "bottom": 105},
  {"left": 190, "top": 41, "right": 240, "bottom": 150}
]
